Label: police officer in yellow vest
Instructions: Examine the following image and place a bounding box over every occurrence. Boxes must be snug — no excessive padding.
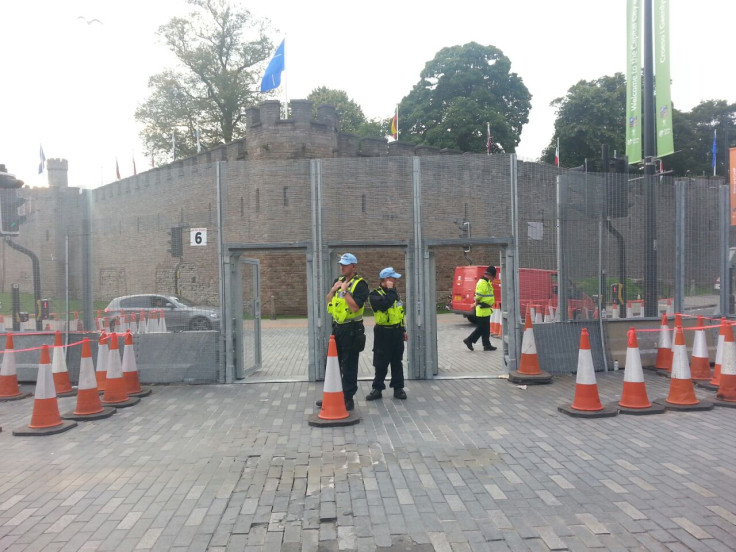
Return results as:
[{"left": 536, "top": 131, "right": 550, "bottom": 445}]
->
[
  {"left": 366, "top": 267, "right": 407, "bottom": 401},
  {"left": 325, "top": 253, "right": 369, "bottom": 411},
  {"left": 463, "top": 266, "right": 497, "bottom": 351}
]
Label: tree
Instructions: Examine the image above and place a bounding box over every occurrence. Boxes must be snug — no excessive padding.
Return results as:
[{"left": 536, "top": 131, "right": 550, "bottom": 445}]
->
[
  {"left": 398, "top": 43, "right": 531, "bottom": 153},
  {"left": 136, "top": 0, "right": 273, "bottom": 161},
  {"left": 542, "top": 74, "right": 628, "bottom": 169},
  {"left": 306, "top": 87, "right": 389, "bottom": 138}
]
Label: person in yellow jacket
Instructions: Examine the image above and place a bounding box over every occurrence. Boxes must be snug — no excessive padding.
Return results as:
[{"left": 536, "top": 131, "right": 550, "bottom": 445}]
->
[
  {"left": 325, "top": 253, "right": 369, "bottom": 411},
  {"left": 463, "top": 266, "right": 497, "bottom": 351},
  {"left": 366, "top": 267, "right": 407, "bottom": 401}
]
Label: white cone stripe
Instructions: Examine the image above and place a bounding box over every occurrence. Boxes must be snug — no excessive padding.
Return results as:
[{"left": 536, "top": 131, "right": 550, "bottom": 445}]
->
[
  {"left": 96, "top": 344, "right": 108, "bottom": 373},
  {"left": 624, "top": 346, "right": 644, "bottom": 382},
  {"left": 323, "top": 355, "right": 343, "bottom": 393},
  {"left": 1, "top": 351, "right": 16, "bottom": 376},
  {"left": 534, "top": 312, "right": 543, "bottom": 324},
  {"left": 160, "top": 316, "right": 167, "bottom": 333},
  {"left": 78, "top": 356, "right": 97, "bottom": 389},
  {"left": 659, "top": 326, "right": 672, "bottom": 349},
  {"left": 51, "top": 346, "right": 68, "bottom": 374},
  {"left": 721, "top": 339, "right": 736, "bottom": 376},
  {"left": 576, "top": 348, "right": 597, "bottom": 385},
  {"left": 692, "top": 331, "right": 708, "bottom": 358},
  {"left": 671, "top": 344, "right": 691, "bottom": 380},
  {"left": 715, "top": 334, "right": 724, "bottom": 365},
  {"left": 521, "top": 328, "right": 537, "bottom": 354},
  {"left": 107, "top": 346, "right": 123, "bottom": 378},
  {"left": 35, "top": 363, "right": 56, "bottom": 399},
  {"left": 122, "top": 344, "right": 137, "bottom": 374}
]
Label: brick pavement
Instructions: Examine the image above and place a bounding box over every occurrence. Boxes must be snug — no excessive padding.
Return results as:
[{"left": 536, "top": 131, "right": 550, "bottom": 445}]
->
[{"left": 1, "top": 368, "right": 735, "bottom": 551}]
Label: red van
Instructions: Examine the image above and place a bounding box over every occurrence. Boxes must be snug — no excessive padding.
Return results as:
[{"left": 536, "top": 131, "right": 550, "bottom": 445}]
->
[{"left": 449, "top": 266, "right": 593, "bottom": 322}]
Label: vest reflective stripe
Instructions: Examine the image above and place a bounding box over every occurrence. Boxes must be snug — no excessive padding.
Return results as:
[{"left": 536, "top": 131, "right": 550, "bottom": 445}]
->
[
  {"left": 475, "top": 278, "right": 494, "bottom": 317},
  {"left": 328, "top": 277, "right": 365, "bottom": 324},
  {"left": 373, "top": 288, "right": 405, "bottom": 326}
]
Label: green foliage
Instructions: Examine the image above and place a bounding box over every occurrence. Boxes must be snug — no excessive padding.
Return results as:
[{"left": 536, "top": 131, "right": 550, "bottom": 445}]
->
[
  {"left": 306, "top": 87, "right": 388, "bottom": 138},
  {"left": 542, "top": 74, "right": 627, "bottom": 169},
  {"left": 399, "top": 42, "right": 531, "bottom": 153},
  {"left": 136, "top": 0, "right": 274, "bottom": 162},
  {"left": 0, "top": 292, "right": 107, "bottom": 316}
]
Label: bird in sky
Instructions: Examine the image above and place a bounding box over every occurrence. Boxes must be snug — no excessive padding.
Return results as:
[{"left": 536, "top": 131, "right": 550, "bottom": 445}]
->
[{"left": 76, "top": 16, "right": 103, "bottom": 25}]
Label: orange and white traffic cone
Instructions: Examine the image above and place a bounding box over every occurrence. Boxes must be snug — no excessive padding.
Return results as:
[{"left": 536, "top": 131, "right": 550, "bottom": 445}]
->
[
  {"left": 700, "top": 318, "right": 727, "bottom": 390},
  {"left": 101, "top": 333, "right": 140, "bottom": 408},
  {"left": 626, "top": 301, "right": 633, "bottom": 319},
  {"left": 96, "top": 331, "right": 108, "bottom": 392},
  {"left": 509, "top": 307, "right": 552, "bottom": 384},
  {"left": 138, "top": 311, "right": 147, "bottom": 334},
  {"left": 714, "top": 321, "right": 736, "bottom": 407},
  {"left": 653, "top": 314, "right": 672, "bottom": 372},
  {"left": 559, "top": 328, "right": 617, "bottom": 417},
  {"left": 308, "top": 335, "right": 359, "bottom": 427},
  {"left": 654, "top": 327, "right": 713, "bottom": 411},
  {"left": 12, "top": 345, "right": 77, "bottom": 436},
  {"left": 159, "top": 310, "right": 167, "bottom": 333},
  {"left": 62, "top": 338, "right": 115, "bottom": 421},
  {"left": 0, "top": 334, "right": 32, "bottom": 401},
  {"left": 690, "top": 316, "right": 712, "bottom": 382},
  {"left": 490, "top": 306, "right": 500, "bottom": 336},
  {"left": 616, "top": 328, "right": 664, "bottom": 415},
  {"left": 51, "top": 331, "right": 75, "bottom": 396},
  {"left": 122, "top": 331, "right": 152, "bottom": 397}
]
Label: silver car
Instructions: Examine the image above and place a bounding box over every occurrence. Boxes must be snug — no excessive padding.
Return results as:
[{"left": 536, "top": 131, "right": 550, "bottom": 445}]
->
[{"left": 104, "top": 294, "right": 220, "bottom": 332}]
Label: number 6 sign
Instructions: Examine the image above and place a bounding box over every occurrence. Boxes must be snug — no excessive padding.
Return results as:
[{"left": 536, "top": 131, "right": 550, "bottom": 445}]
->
[{"left": 190, "top": 228, "right": 207, "bottom": 246}]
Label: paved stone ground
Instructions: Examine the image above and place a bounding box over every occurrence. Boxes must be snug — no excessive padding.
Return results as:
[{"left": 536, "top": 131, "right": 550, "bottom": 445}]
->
[{"left": 1, "top": 369, "right": 734, "bottom": 551}]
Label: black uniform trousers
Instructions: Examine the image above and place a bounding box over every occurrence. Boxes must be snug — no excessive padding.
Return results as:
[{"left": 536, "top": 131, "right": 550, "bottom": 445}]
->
[
  {"left": 466, "top": 315, "right": 491, "bottom": 349},
  {"left": 333, "top": 320, "right": 365, "bottom": 399},
  {"left": 372, "top": 325, "right": 405, "bottom": 391}
]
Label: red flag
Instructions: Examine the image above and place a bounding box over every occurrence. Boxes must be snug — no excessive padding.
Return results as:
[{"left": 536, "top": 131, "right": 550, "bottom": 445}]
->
[
  {"left": 390, "top": 112, "right": 398, "bottom": 140},
  {"left": 115, "top": 159, "right": 121, "bottom": 180}
]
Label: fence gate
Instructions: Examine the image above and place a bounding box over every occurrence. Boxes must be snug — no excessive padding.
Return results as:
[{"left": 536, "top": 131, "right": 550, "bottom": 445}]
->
[{"left": 228, "top": 254, "right": 261, "bottom": 380}]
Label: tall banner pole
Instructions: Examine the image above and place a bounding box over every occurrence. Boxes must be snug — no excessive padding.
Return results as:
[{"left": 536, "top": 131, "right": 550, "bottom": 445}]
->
[{"left": 730, "top": 148, "right": 736, "bottom": 226}]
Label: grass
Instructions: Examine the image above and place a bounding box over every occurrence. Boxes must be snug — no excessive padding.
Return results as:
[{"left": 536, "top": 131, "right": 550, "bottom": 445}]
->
[{"left": 0, "top": 292, "right": 108, "bottom": 317}]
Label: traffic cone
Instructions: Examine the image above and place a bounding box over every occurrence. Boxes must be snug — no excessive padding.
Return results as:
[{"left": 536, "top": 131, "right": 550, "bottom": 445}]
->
[
  {"left": 690, "top": 316, "right": 711, "bottom": 381},
  {"left": 96, "top": 331, "right": 108, "bottom": 392},
  {"left": 0, "top": 314, "right": 5, "bottom": 332},
  {"left": 147, "top": 311, "right": 158, "bottom": 333},
  {"left": 509, "top": 306, "right": 552, "bottom": 384},
  {"left": 159, "top": 310, "right": 167, "bottom": 333},
  {"left": 534, "top": 307, "right": 543, "bottom": 324},
  {"left": 611, "top": 302, "right": 619, "bottom": 319},
  {"left": 714, "top": 321, "right": 736, "bottom": 407},
  {"left": 615, "top": 328, "right": 664, "bottom": 415},
  {"left": 654, "top": 327, "right": 713, "bottom": 411},
  {"left": 543, "top": 302, "right": 553, "bottom": 323},
  {"left": 652, "top": 314, "right": 672, "bottom": 372},
  {"left": 626, "top": 301, "right": 633, "bottom": 319},
  {"left": 122, "top": 331, "right": 152, "bottom": 397},
  {"left": 559, "top": 328, "right": 617, "bottom": 417},
  {"left": 51, "top": 331, "right": 75, "bottom": 396},
  {"left": 700, "top": 318, "right": 727, "bottom": 390},
  {"left": 0, "top": 334, "right": 32, "bottom": 401},
  {"left": 101, "top": 333, "right": 140, "bottom": 408},
  {"left": 137, "top": 311, "right": 147, "bottom": 334},
  {"left": 490, "top": 306, "right": 501, "bottom": 337},
  {"left": 12, "top": 345, "right": 77, "bottom": 436},
  {"left": 129, "top": 313, "right": 138, "bottom": 334},
  {"left": 308, "top": 335, "right": 360, "bottom": 427},
  {"left": 61, "top": 338, "right": 115, "bottom": 421}
]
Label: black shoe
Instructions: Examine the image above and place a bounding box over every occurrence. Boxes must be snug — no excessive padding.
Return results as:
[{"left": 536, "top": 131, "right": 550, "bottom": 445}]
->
[
  {"left": 463, "top": 338, "right": 474, "bottom": 351},
  {"left": 315, "top": 400, "right": 323, "bottom": 407},
  {"left": 366, "top": 389, "right": 382, "bottom": 401},
  {"left": 483, "top": 345, "right": 497, "bottom": 351},
  {"left": 345, "top": 397, "right": 355, "bottom": 411},
  {"left": 393, "top": 389, "right": 407, "bottom": 400}
]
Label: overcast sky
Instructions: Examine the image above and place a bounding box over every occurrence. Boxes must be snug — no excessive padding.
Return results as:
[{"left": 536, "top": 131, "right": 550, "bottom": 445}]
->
[{"left": 1, "top": 0, "right": 734, "bottom": 188}]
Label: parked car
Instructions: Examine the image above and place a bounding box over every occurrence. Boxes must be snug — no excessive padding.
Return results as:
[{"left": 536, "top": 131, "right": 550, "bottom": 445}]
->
[{"left": 105, "top": 294, "right": 220, "bottom": 331}]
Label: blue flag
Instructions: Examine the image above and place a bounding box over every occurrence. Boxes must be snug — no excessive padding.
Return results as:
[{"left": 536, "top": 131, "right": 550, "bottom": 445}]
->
[
  {"left": 260, "top": 39, "right": 285, "bottom": 92},
  {"left": 38, "top": 144, "right": 45, "bottom": 174},
  {"left": 712, "top": 129, "right": 717, "bottom": 175}
]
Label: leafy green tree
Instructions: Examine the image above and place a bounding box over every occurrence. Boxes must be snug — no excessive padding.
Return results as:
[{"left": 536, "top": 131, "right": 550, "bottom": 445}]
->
[
  {"left": 306, "top": 87, "right": 388, "bottom": 138},
  {"left": 398, "top": 42, "right": 531, "bottom": 153},
  {"left": 542, "top": 74, "right": 627, "bottom": 169},
  {"left": 136, "top": 0, "right": 273, "bottom": 161}
]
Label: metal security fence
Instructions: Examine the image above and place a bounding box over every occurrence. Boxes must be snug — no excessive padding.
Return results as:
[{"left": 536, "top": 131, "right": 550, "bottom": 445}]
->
[{"left": 2, "top": 153, "right": 731, "bottom": 384}]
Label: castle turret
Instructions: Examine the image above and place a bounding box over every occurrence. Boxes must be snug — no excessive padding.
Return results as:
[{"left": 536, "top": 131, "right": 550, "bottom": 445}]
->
[{"left": 47, "top": 158, "right": 68, "bottom": 188}]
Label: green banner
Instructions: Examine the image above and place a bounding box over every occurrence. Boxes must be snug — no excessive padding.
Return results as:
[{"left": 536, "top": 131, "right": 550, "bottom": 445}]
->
[
  {"left": 654, "top": 0, "right": 674, "bottom": 157},
  {"left": 626, "top": 0, "right": 642, "bottom": 164}
]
